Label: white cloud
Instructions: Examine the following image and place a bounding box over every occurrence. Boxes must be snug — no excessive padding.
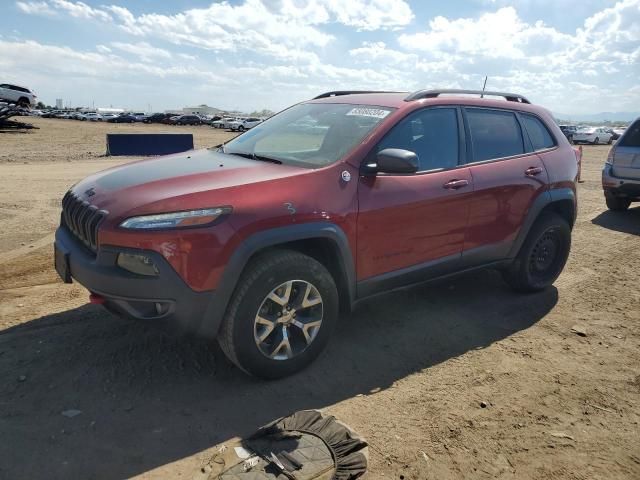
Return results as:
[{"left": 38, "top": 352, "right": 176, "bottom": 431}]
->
[
  {"left": 110, "top": 41, "right": 172, "bottom": 62},
  {"left": 399, "top": 7, "right": 571, "bottom": 59},
  {"left": 16, "top": 1, "right": 55, "bottom": 15},
  {"left": 95, "top": 44, "right": 111, "bottom": 53},
  {"left": 50, "top": 0, "right": 111, "bottom": 21}
]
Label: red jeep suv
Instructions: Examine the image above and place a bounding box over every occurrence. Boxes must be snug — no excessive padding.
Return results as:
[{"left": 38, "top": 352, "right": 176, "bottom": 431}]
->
[{"left": 54, "top": 89, "right": 578, "bottom": 378}]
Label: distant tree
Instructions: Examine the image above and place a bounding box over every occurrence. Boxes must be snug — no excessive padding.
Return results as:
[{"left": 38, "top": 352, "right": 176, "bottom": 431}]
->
[{"left": 35, "top": 101, "right": 46, "bottom": 110}]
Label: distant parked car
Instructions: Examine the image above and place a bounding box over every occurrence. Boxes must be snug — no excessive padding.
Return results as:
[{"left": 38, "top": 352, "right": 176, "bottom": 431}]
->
[
  {"left": 573, "top": 127, "right": 614, "bottom": 145},
  {"left": 212, "top": 117, "right": 237, "bottom": 129},
  {"left": 81, "top": 112, "right": 102, "bottom": 121},
  {"left": 107, "top": 114, "right": 137, "bottom": 123},
  {"left": 100, "top": 113, "right": 118, "bottom": 121},
  {"left": 171, "top": 114, "right": 201, "bottom": 125},
  {"left": 559, "top": 125, "right": 578, "bottom": 143},
  {"left": 602, "top": 117, "right": 640, "bottom": 210},
  {"left": 144, "top": 113, "right": 172, "bottom": 124},
  {"left": 0, "top": 83, "right": 36, "bottom": 107},
  {"left": 229, "top": 117, "right": 263, "bottom": 131}
]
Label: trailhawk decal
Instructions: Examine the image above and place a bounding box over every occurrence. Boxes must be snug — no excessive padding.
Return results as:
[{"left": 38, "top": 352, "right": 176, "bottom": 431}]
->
[{"left": 345, "top": 107, "right": 390, "bottom": 119}]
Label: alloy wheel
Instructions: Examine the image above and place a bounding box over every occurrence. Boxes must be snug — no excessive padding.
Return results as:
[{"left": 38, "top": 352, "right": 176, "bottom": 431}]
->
[{"left": 253, "top": 280, "right": 323, "bottom": 360}]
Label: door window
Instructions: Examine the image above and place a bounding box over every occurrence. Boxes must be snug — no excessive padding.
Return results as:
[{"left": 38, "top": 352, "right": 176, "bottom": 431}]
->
[
  {"left": 521, "top": 114, "right": 556, "bottom": 151},
  {"left": 466, "top": 109, "right": 524, "bottom": 162},
  {"left": 375, "top": 108, "right": 459, "bottom": 171}
]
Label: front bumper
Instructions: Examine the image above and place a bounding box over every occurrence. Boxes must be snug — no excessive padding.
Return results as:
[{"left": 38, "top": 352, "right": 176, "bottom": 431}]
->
[
  {"left": 54, "top": 226, "right": 222, "bottom": 336},
  {"left": 602, "top": 164, "right": 640, "bottom": 199}
]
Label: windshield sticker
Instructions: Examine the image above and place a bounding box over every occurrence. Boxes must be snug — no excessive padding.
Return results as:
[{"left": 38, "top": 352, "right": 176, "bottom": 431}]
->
[{"left": 346, "top": 107, "right": 390, "bottom": 119}]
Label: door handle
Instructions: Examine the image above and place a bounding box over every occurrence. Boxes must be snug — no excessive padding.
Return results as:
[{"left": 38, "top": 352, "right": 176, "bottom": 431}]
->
[
  {"left": 443, "top": 179, "right": 469, "bottom": 190},
  {"left": 525, "top": 166, "right": 543, "bottom": 176}
]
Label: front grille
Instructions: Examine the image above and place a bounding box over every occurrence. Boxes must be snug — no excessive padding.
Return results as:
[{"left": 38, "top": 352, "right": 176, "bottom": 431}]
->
[{"left": 61, "top": 191, "right": 106, "bottom": 253}]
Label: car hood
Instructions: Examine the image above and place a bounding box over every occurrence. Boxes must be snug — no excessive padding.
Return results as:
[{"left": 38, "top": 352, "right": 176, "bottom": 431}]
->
[{"left": 71, "top": 148, "right": 308, "bottom": 221}]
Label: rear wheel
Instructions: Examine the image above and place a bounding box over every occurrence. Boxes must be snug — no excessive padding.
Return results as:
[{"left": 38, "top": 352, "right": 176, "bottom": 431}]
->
[
  {"left": 218, "top": 250, "right": 339, "bottom": 379},
  {"left": 502, "top": 213, "right": 571, "bottom": 292},
  {"left": 593, "top": 136, "right": 600, "bottom": 145},
  {"left": 605, "top": 194, "right": 630, "bottom": 211}
]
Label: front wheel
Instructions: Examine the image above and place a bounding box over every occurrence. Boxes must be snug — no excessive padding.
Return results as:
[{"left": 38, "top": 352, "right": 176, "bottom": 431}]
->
[
  {"left": 502, "top": 213, "right": 571, "bottom": 292},
  {"left": 218, "top": 250, "right": 338, "bottom": 379},
  {"left": 593, "top": 137, "right": 599, "bottom": 145}
]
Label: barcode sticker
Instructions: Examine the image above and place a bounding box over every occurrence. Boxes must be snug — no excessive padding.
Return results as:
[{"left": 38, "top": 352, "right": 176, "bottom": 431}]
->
[{"left": 346, "top": 108, "right": 390, "bottom": 119}]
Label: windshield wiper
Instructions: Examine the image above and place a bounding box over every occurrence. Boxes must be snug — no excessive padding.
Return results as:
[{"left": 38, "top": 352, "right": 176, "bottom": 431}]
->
[{"left": 226, "top": 151, "right": 282, "bottom": 164}]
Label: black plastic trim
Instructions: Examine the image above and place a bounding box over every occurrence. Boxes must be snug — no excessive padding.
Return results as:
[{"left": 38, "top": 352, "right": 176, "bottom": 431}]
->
[
  {"left": 55, "top": 226, "right": 212, "bottom": 331},
  {"left": 202, "top": 222, "right": 357, "bottom": 336},
  {"left": 356, "top": 249, "right": 510, "bottom": 300}
]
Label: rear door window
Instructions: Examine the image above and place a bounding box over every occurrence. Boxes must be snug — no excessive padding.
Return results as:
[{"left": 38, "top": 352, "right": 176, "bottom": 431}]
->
[
  {"left": 521, "top": 114, "right": 556, "bottom": 151},
  {"left": 465, "top": 109, "right": 525, "bottom": 162},
  {"left": 375, "top": 107, "right": 459, "bottom": 171}
]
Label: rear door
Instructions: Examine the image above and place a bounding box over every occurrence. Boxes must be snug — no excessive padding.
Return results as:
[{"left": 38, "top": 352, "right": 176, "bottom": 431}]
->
[
  {"left": 461, "top": 107, "right": 549, "bottom": 260},
  {"left": 613, "top": 120, "right": 640, "bottom": 180},
  {"left": 357, "top": 106, "right": 472, "bottom": 283}
]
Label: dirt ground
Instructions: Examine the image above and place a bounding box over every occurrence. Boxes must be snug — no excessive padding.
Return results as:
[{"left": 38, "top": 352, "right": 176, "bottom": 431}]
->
[{"left": 0, "top": 117, "right": 638, "bottom": 480}]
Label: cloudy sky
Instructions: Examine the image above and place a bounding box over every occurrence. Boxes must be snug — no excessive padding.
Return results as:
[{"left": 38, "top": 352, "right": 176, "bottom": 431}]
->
[{"left": 1, "top": 0, "right": 639, "bottom": 113}]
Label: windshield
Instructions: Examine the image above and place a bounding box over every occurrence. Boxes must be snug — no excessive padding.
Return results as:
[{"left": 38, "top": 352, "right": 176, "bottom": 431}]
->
[{"left": 222, "top": 103, "right": 394, "bottom": 168}]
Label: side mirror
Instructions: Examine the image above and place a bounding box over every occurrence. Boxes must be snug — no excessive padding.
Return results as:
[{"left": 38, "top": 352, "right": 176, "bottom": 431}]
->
[{"left": 376, "top": 148, "right": 419, "bottom": 174}]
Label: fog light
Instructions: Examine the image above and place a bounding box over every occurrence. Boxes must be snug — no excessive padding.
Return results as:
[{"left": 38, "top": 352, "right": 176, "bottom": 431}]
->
[{"left": 117, "top": 253, "right": 159, "bottom": 276}]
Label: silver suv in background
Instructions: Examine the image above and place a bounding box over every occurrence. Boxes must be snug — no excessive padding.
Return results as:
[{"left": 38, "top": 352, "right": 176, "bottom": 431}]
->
[
  {"left": 603, "top": 118, "right": 640, "bottom": 211},
  {"left": 0, "top": 83, "right": 36, "bottom": 107}
]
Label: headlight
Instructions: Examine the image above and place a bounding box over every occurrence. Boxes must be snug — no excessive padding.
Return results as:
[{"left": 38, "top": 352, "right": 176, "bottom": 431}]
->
[{"left": 119, "top": 207, "right": 231, "bottom": 230}]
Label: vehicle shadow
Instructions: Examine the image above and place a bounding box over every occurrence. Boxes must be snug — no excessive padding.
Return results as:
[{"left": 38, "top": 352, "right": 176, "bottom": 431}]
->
[
  {"left": 0, "top": 269, "right": 557, "bottom": 479},
  {"left": 591, "top": 207, "right": 640, "bottom": 236}
]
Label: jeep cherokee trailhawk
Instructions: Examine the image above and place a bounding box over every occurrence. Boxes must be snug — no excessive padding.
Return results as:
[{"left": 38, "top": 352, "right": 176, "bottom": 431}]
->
[{"left": 54, "top": 89, "right": 579, "bottom": 378}]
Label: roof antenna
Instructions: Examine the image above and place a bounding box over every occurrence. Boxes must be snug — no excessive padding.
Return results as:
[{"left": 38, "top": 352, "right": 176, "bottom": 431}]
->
[{"left": 481, "top": 76, "right": 488, "bottom": 98}]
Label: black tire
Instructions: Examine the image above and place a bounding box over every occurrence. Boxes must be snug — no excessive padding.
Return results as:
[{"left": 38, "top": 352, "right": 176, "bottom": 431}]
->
[
  {"left": 18, "top": 97, "right": 29, "bottom": 107},
  {"left": 593, "top": 137, "right": 599, "bottom": 145},
  {"left": 239, "top": 125, "right": 245, "bottom": 132},
  {"left": 608, "top": 137, "right": 613, "bottom": 145},
  {"left": 502, "top": 213, "right": 571, "bottom": 292},
  {"left": 605, "top": 194, "right": 630, "bottom": 211},
  {"left": 218, "top": 250, "right": 339, "bottom": 379}
]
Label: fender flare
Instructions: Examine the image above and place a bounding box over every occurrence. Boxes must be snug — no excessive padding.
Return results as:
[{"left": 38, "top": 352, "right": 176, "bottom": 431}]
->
[
  {"left": 507, "top": 188, "right": 576, "bottom": 258},
  {"left": 201, "top": 222, "right": 356, "bottom": 337}
]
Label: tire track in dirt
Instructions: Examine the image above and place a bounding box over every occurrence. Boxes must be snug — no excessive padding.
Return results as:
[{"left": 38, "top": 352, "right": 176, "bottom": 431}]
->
[{"left": 0, "top": 232, "right": 55, "bottom": 264}]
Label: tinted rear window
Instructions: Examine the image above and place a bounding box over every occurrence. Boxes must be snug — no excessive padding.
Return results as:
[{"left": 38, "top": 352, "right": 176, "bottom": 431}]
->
[
  {"left": 521, "top": 114, "right": 555, "bottom": 151},
  {"left": 620, "top": 121, "right": 640, "bottom": 147},
  {"left": 466, "top": 109, "right": 524, "bottom": 162}
]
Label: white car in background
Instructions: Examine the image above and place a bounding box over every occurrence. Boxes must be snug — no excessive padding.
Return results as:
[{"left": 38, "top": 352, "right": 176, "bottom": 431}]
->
[
  {"left": 573, "top": 127, "right": 614, "bottom": 145},
  {"left": 229, "top": 117, "right": 263, "bottom": 131},
  {"left": 0, "top": 83, "right": 36, "bottom": 106},
  {"left": 100, "top": 113, "right": 118, "bottom": 121},
  {"left": 81, "top": 112, "right": 102, "bottom": 121},
  {"left": 212, "top": 117, "right": 237, "bottom": 129}
]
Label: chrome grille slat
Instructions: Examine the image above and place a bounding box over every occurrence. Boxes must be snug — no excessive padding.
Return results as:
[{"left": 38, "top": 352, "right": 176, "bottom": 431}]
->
[{"left": 59, "top": 191, "right": 106, "bottom": 254}]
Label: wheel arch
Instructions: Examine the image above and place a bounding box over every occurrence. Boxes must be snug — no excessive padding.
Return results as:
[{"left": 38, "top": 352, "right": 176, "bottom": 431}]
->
[
  {"left": 202, "top": 223, "right": 356, "bottom": 337},
  {"left": 508, "top": 188, "right": 576, "bottom": 258}
]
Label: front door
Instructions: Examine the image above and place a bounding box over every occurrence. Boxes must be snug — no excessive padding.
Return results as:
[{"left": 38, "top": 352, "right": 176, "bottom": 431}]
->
[{"left": 356, "top": 107, "right": 472, "bottom": 287}]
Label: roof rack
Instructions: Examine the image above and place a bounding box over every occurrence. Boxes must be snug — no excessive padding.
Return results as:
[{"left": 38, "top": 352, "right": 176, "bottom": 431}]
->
[
  {"left": 405, "top": 89, "right": 531, "bottom": 104},
  {"left": 313, "top": 90, "right": 403, "bottom": 100}
]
